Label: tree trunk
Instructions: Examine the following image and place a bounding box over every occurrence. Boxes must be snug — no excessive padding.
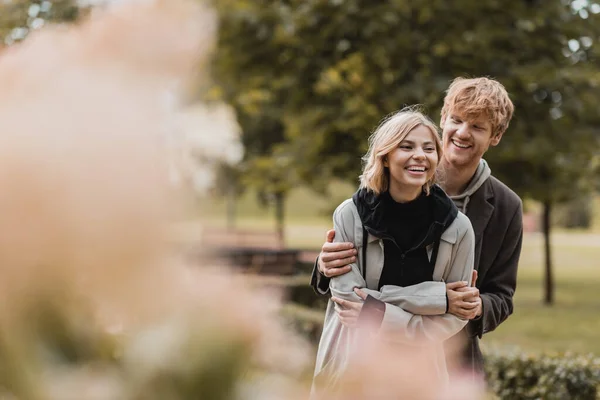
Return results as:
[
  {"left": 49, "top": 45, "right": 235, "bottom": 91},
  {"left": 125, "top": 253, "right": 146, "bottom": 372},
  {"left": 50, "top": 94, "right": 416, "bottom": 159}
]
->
[
  {"left": 226, "top": 181, "right": 236, "bottom": 231},
  {"left": 274, "top": 191, "right": 285, "bottom": 249},
  {"left": 542, "top": 201, "right": 554, "bottom": 305}
]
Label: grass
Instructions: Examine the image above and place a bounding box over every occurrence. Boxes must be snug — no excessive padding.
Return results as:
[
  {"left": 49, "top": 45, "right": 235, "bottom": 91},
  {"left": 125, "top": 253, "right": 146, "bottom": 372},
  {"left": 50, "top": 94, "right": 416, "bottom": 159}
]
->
[
  {"left": 482, "top": 235, "right": 600, "bottom": 355},
  {"left": 185, "top": 186, "right": 600, "bottom": 355}
]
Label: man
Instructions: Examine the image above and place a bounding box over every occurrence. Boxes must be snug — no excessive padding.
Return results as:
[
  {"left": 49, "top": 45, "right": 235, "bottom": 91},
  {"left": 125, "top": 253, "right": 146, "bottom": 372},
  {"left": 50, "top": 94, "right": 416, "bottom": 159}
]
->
[{"left": 311, "top": 77, "right": 523, "bottom": 374}]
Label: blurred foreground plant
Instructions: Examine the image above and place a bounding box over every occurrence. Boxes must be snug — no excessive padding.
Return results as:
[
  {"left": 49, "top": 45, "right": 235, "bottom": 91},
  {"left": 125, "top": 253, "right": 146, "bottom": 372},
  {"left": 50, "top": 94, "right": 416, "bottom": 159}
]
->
[{"left": 0, "top": 1, "right": 312, "bottom": 399}]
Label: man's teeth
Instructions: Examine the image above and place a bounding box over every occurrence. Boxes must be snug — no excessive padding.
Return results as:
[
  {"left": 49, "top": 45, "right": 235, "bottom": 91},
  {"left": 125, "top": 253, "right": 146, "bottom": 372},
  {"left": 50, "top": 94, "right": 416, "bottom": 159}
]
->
[{"left": 452, "top": 140, "right": 470, "bottom": 148}]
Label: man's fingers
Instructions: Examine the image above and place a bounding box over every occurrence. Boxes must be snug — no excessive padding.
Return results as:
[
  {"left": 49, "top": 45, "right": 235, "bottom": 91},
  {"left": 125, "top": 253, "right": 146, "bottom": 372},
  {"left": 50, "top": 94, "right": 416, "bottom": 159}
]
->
[
  {"left": 324, "top": 265, "right": 352, "bottom": 278},
  {"left": 331, "top": 296, "right": 350, "bottom": 309},
  {"left": 321, "top": 249, "right": 357, "bottom": 263},
  {"left": 461, "top": 295, "right": 480, "bottom": 304},
  {"left": 464, "top": 311, "right": 478, "bottom": 320},
  {"left": 331, "top": 296, "right": 347, "bottom": 307},
  {"left": 455, "top": 287, "right": 480, "bottom": 298},
  {"left": 324, "top": 256, "right": 356, "bottom": 270},
  {"left": 325, "top": 229, "right": 335, "bottom": 243},
  {"left": 471, "top": 270, "right": 478, "bottom": 286},
  {"left": 446, "top": 281, "right": 468, "bottom": 290},
  {"left": 455, "top": 310, "right": 476, "bottom": 320},
  {"left": 458, "top": 290, "right": 479, "bottom": 301},
  {"left": 322, "top": 241, "right": 355, "bottom": 253},
  {"left": 457, "top": 301, "right": 479, "bottom": 310},
  {"left": 331, "top": 297, "right": 345, "bottom": 309},
  {"left": 453, "top": 300, "right": 482, "bottom": 320},
  {"left": 354, "top": 288, "right": 367, "bottom": 300}
]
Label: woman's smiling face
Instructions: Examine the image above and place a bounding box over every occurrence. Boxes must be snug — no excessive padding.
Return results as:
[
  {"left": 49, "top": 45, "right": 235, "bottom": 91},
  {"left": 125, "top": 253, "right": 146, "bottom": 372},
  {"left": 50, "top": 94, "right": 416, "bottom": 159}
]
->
[{"left": 384, "top": 125, "right": 439, "bottom": 201}]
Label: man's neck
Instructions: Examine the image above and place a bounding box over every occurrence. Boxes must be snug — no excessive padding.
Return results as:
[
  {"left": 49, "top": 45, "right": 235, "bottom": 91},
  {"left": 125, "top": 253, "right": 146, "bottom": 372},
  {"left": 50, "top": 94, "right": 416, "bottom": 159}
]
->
[{"left": 440, "top": 158, "right": 481, "bottom": 196}]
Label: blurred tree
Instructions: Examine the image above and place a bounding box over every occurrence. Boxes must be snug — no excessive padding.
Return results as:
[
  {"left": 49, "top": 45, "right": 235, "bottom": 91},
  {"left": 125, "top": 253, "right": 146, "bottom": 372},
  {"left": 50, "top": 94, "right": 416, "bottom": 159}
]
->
[
  {"left": 212, "top": 0, "right": 600, "bottom": 303},
  {"left": 243, "top": 149, "right": 297, "bottom": 248},
  {"left": 212, "top": 163, "right": 245, "bottom": 231},
  {"left": 555, "top": 197, "right": 593, "bottom": 229},
  {"left": 0, "top": 0, "right": 82, "bottom": 46},
  {"left": 211, "top": 0, "right": 296, "bottom": 245}
]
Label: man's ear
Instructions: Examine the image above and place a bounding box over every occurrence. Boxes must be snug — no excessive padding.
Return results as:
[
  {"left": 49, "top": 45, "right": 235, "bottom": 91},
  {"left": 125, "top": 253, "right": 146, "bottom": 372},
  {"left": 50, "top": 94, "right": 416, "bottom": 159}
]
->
[{"left": 490, "top": 131, "right": 503, "bottom": 147}]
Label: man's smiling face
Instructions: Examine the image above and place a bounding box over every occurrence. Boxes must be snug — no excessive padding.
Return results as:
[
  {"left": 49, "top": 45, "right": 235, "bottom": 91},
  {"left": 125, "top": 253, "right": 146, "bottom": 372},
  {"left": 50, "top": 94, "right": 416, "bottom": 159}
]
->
[{"left": 441, "top": 111, "right": 502, "bottom": 169}]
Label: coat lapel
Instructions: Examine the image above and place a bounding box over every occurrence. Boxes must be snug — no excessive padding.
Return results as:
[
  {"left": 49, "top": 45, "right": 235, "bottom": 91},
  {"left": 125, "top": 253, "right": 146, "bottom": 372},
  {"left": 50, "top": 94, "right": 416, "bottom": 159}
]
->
[
  {"left": 365, "top": 233, "right": 383, "bottom": 290},
  {"left": 466, "top": 179, "right": 494, "bottom": 272}
]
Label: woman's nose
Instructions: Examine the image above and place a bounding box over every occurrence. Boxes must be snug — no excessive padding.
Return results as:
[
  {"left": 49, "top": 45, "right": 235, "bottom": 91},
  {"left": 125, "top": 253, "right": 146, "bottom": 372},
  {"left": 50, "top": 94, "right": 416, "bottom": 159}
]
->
[{"left": 412, "top": 149, "right": 426, "bottom": 159}]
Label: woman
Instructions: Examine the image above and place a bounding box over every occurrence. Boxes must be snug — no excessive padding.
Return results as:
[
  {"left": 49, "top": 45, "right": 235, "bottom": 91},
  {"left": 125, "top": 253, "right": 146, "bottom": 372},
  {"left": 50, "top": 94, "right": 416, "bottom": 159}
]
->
[{"left": 312, "top": 108, "right": 475, "bottom": 393}]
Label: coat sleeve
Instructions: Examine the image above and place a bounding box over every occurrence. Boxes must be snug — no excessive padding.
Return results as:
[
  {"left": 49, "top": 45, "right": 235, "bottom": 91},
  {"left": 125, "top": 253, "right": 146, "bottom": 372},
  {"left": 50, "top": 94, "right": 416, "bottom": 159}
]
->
[
  {"left": 467, "top": 201, "right": 523, "bottom": 338},
  {"left": 360, "top": 283, "right": 447, "bottom": 316},
  {"left": 310, "top": 258, "right": 330, "bottom": 296},
  {"left": 328, "top": 202, "right": 448, "bottom": 316},
  {"left": 377, "top": 222, "right": 475, "bottom": 344},
  {"left": 311, "top": 257, "right": 447, "bottom": 316},
  {"left": 327, "top": 202, "right": 367, "bottom": 302}
]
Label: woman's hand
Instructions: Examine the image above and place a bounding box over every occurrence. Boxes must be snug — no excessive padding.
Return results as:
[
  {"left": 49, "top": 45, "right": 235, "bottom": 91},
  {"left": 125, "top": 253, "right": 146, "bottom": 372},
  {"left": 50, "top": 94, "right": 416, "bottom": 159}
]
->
[{"left": 331, "top": 288, "right": 368, "bottom": 327}]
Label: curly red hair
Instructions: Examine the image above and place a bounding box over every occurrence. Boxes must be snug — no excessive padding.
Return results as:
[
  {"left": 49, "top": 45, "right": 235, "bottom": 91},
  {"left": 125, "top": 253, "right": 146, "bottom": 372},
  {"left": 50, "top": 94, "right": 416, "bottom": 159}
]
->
[{"left": 441, "top": 77, "right": 514, "bottom": 137}]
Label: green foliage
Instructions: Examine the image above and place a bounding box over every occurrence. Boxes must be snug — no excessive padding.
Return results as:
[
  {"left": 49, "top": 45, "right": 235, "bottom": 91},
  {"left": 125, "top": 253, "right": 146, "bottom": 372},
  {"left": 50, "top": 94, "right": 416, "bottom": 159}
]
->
[
  {"left": 485, "top": 349, "right": 600, "bottom": 400},
  {"left": 0, "top": 1, "right": 83, "bottom": 46},
  {"left": 212, "top": 0, "right": 600, "bottom": 204},
  {"left": 212, "top": 0, "right": 293, "bottom": 195}
]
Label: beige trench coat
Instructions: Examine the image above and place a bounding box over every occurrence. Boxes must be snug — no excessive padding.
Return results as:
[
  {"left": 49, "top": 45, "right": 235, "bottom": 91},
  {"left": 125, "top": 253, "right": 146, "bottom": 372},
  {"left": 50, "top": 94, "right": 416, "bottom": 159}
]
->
[{"left": 312, "top": 198, "right": 475, "bottom": 394}]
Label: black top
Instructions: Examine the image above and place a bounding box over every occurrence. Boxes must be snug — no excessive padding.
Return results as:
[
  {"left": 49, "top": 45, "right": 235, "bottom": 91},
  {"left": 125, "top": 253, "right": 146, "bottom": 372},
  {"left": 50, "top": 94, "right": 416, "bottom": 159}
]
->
[
  {"left": 377, "top": 191, "right": 435, "bottom": 289},
  {"left": 383, "top": 190, "right": 433, "bottom": 252}
]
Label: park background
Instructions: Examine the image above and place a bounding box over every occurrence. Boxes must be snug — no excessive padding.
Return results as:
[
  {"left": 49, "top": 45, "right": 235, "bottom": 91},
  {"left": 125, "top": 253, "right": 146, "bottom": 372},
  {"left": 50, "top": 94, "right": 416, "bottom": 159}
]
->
[
  {"left": 2, "top": 0, "right": 600, "bottom": 399},
  {"left": 200, "top": 0, "right": 600, "bottom": 357}
]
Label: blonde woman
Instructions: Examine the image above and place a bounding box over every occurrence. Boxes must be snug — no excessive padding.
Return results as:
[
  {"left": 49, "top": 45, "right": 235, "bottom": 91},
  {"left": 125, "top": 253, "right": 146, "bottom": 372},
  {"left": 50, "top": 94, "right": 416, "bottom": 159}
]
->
[{"left": 312, "top": 108, "right": 475, "bottom": 393}]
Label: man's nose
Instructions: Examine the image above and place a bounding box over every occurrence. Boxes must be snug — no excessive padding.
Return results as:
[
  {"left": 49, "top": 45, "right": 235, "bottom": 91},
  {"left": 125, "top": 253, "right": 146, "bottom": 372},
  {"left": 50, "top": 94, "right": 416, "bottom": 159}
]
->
[{"left": 455, "top": 123, "right": 470, "bottom": 137}]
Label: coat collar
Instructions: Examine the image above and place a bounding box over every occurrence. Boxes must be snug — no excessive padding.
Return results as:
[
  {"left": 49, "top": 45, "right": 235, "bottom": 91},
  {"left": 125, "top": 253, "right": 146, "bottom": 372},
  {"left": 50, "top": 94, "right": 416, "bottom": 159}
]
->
[
  {"left": 466, "top": 177, "right": 494, "bottom": 252},
  {"left": 365, "top": 228, "right": 459, "bottom": 244}
]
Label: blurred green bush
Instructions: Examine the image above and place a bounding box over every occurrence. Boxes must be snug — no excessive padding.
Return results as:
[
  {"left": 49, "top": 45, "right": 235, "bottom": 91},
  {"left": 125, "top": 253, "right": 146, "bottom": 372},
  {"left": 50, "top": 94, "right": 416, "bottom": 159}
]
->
[{"left": 485, "top": 349, "right": 600, "bottom": 400}]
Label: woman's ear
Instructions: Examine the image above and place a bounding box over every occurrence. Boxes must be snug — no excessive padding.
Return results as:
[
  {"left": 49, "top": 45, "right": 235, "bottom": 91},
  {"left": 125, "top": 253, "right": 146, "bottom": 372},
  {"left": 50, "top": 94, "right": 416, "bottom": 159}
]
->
[{"left": 382, "top": 156, "right": 389, "bottom": 167}]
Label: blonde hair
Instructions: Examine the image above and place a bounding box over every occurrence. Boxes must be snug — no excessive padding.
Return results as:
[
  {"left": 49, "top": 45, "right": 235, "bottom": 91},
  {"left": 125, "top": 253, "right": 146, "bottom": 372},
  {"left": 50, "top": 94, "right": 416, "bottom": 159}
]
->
[
  {"left": 441, "top": 77, "right": 514, "bottom": 137},
  {"left": 359, "top": 107, "right": 442, "bottom": 195}
]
